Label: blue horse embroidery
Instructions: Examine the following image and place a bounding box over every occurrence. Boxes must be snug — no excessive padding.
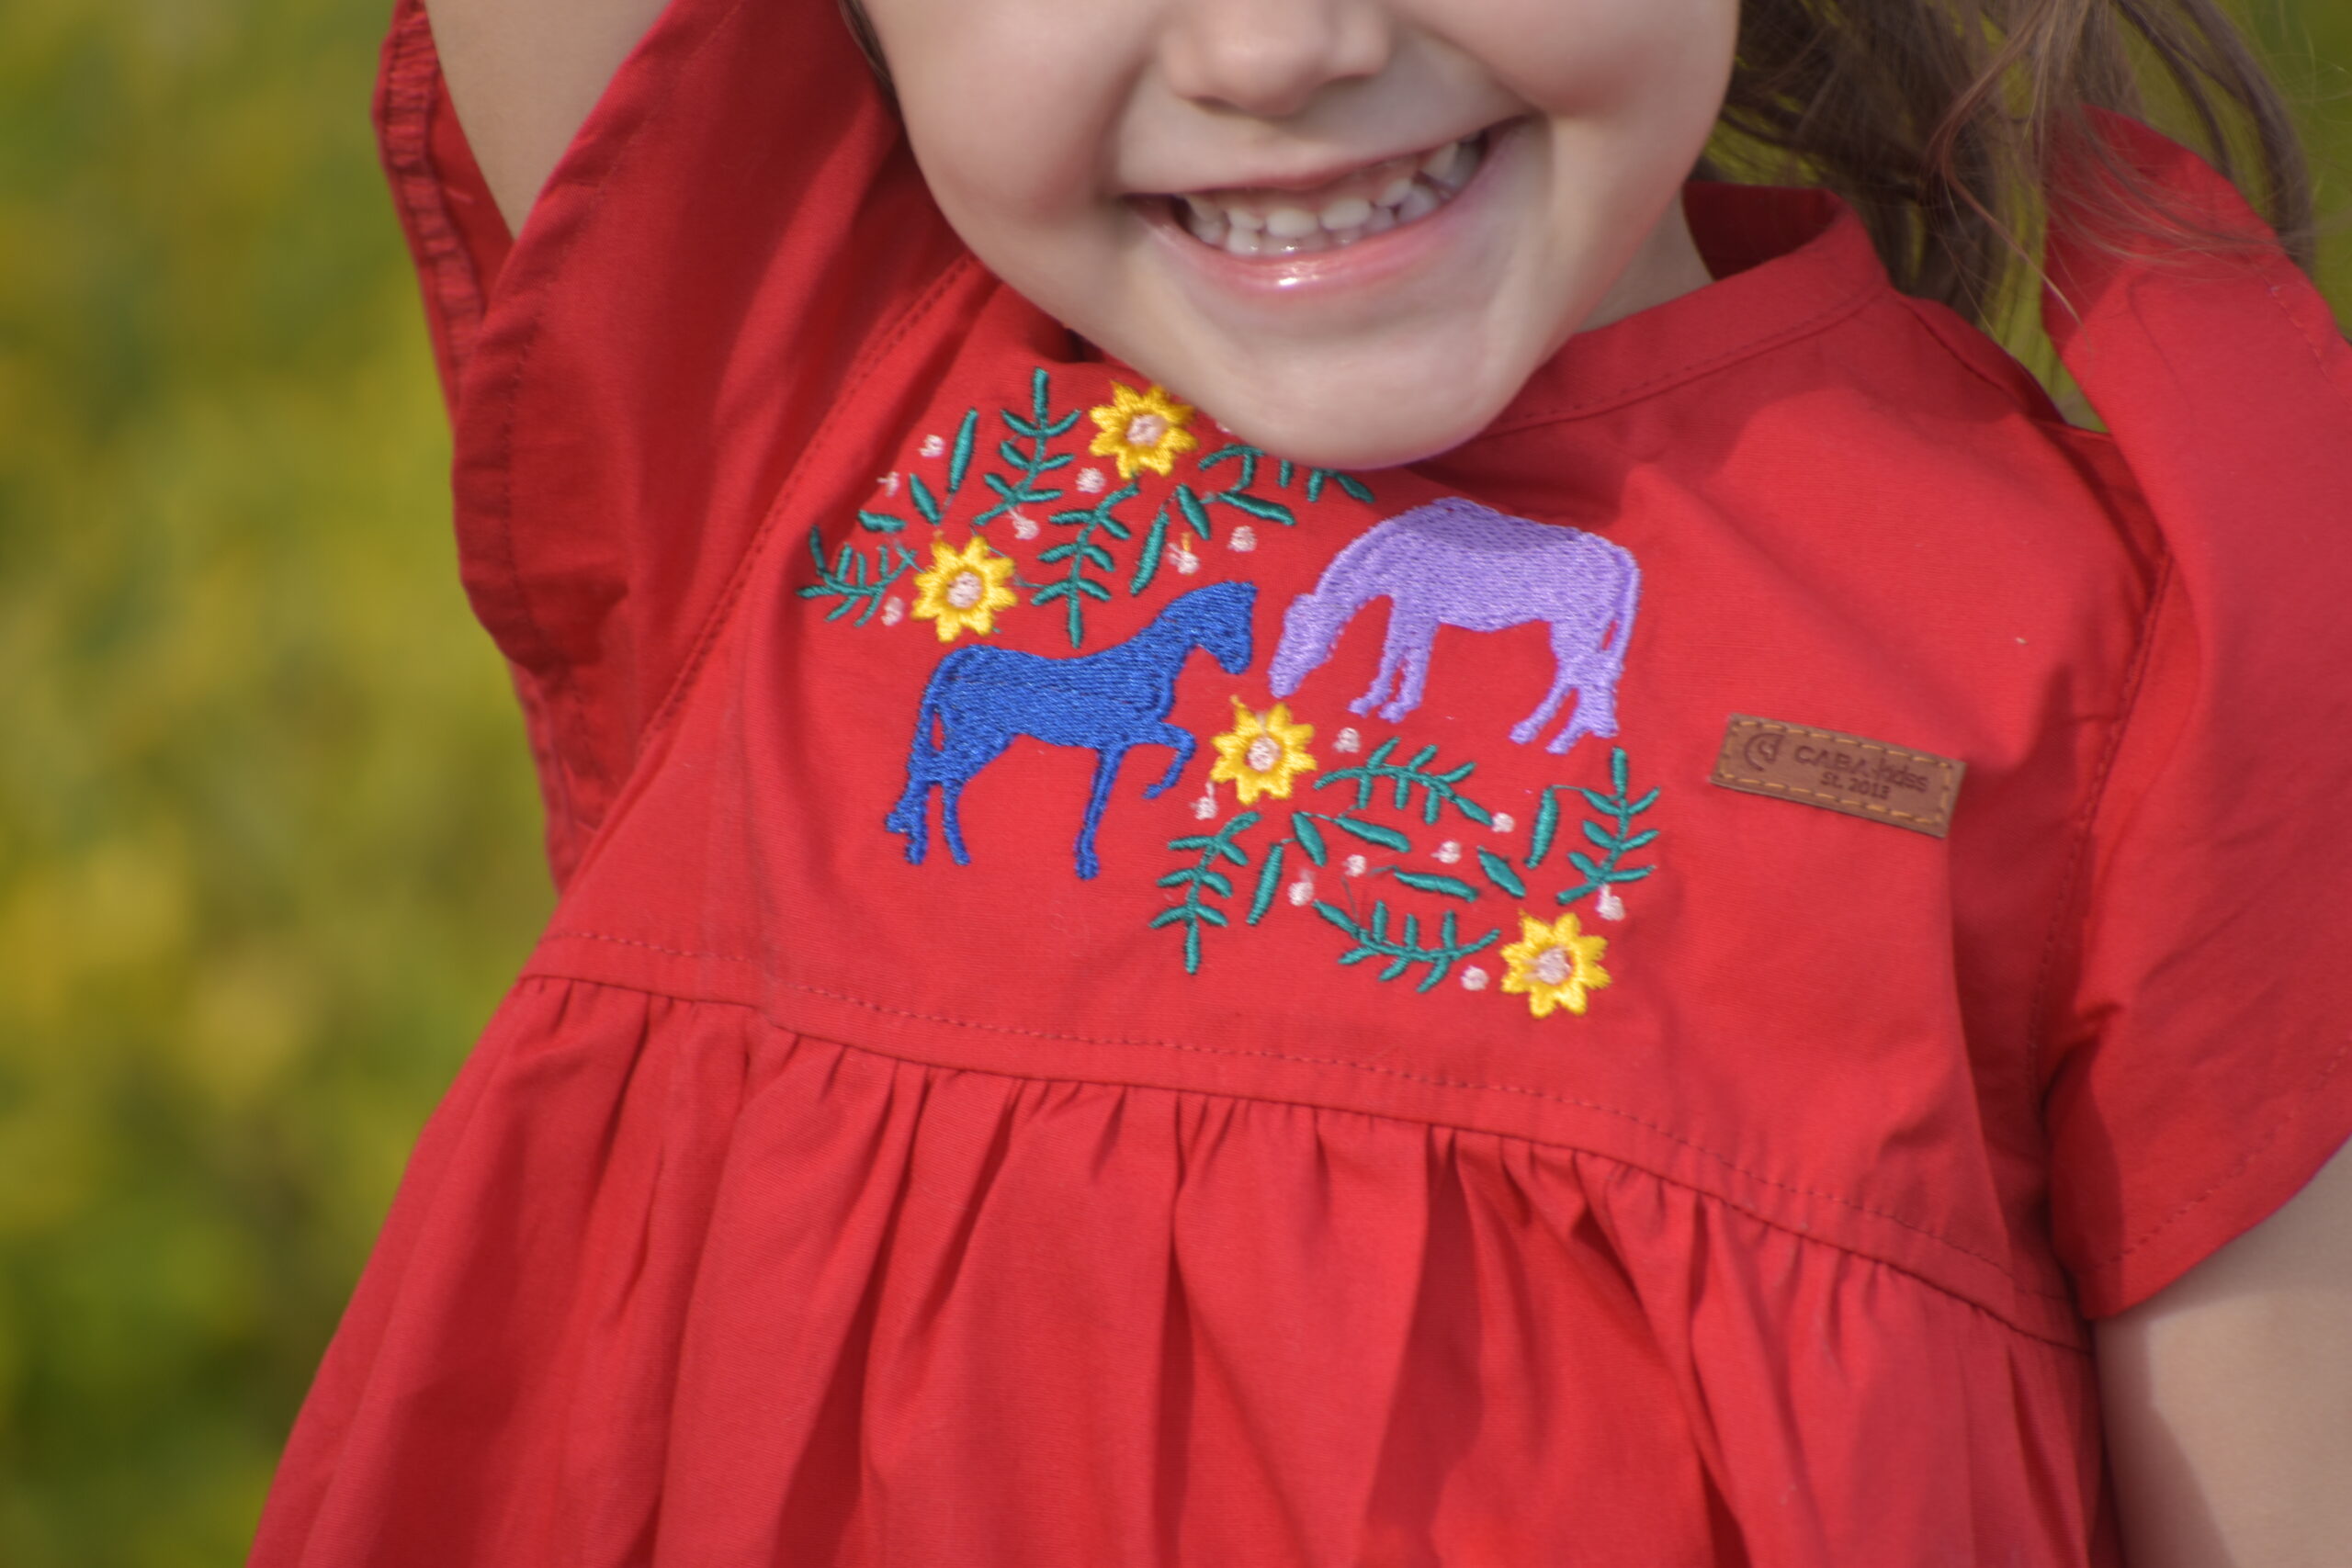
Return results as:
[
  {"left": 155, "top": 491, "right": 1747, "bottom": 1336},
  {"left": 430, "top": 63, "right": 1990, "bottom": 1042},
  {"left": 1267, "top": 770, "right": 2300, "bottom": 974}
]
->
[
  {"left": 1267, "top": 498, "right": 1641, "bottom": 756},
  {"left": 886, "top": 581, "right": 1257, "bottom": 879}
]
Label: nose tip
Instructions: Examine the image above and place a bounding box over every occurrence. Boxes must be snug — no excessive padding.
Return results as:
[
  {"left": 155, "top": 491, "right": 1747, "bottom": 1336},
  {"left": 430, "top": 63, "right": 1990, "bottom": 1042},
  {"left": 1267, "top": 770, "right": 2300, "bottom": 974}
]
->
[{"left": 1159, "top": 0, "right": 1394, "bottom": 120}]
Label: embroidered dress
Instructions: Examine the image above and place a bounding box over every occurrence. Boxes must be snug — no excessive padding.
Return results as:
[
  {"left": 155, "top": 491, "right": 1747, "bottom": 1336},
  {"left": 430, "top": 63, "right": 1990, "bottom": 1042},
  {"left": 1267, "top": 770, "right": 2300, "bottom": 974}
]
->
[{"left": 253, "top": 3, "right": 2352, "bottom": 1564}]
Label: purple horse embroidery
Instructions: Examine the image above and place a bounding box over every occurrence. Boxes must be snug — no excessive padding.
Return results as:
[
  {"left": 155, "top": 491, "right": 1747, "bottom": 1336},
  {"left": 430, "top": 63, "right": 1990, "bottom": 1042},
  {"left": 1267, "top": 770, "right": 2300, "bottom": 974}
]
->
[{"left": 1268, "top": 498, "right": 1640, "bottom": 756}]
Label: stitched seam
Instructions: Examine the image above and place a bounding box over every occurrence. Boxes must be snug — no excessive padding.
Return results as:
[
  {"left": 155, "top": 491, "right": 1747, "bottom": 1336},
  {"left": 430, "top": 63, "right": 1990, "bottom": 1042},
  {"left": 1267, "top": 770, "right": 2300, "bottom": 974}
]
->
[
  {"left": 1482, "top": 286, "right": 1879, "bottom": 435},
  {"left": 537, "top": 928, "right": 2071, "bottom": 1300},
  {"left": 377, "top": 10, "right": 484, "bottom": 391},
  {"left": 469, "top": 0, "right": 770, "bottom": 807},
  {"left": 505, "top": 962, "right": 2087, "bottom": 1346},
  {"left": 2023, "top": 549, "right": 2177, "bottom": 1107},
  {"left": 1713, "top": 719, "right": 1960, "bottom": 828},
  {"left": 2103, "top": 1032, "right": 2352, "bottom": 1267}
]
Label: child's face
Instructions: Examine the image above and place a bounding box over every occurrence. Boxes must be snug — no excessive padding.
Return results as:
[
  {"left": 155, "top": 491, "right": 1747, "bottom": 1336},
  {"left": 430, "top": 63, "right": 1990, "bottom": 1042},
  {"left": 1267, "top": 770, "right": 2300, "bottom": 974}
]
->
[{"left": 861, "top": 0, "right": 1739, "bottom": 468}]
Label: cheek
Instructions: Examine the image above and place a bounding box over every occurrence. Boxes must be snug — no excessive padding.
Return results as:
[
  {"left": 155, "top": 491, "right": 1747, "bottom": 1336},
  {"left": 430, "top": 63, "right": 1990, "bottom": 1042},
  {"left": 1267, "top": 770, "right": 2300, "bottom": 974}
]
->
[
  {"left": 1434, "top": 0, "right": 1736, "bottom": 125},
  {"left": 882, "top": 2, "right": 1135, "bottom": 227}
]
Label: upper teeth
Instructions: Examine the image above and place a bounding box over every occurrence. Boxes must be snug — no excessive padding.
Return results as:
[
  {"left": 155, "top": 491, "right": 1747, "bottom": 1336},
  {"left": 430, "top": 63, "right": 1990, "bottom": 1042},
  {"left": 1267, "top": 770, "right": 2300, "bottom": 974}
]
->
[{"left": 1173, "top": 134, "right": 1485, "bottom": 259}]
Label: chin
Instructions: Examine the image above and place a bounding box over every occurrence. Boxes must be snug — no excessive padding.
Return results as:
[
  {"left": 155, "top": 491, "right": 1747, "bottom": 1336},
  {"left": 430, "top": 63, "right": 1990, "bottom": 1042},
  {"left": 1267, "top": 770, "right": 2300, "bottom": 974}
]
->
[{"left": 1156, "top": 340, "right": 1534, "bottom": 472}]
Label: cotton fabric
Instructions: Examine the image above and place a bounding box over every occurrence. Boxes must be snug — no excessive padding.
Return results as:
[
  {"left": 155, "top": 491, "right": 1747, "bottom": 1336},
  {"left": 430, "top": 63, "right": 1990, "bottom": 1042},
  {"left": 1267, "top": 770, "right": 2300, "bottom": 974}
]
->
[{"left": 249, "top": 2, "right": 2352, "bottom": 1563}]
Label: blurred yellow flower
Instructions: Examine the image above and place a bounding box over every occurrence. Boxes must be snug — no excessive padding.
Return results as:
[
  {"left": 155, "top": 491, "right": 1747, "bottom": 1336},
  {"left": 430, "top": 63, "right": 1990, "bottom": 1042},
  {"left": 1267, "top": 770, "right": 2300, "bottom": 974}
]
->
[
  {"left": 1088, "top": 382, "right": 1200, "bottom": 480},
  {"left": 1209, "top": 697, "right": 1317, "bottom": 805},
  {"left": 910, "top": 536, "right": 1018, "bottom": 642},
  {"left": 1499, "top": 911, "right": 1611, "bottom": 1019}
]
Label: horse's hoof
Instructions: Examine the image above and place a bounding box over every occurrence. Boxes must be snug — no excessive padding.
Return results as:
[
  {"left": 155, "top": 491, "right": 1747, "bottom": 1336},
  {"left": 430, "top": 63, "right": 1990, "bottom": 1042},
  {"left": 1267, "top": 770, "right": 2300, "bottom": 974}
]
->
[
  {"left": 1546, "top": 731, "right": 1586, "bottom": 756},
  {"left": 1379, "top": 700, "right": 1418, "bottom": 723},
  {"left": 1509, "top": 722, "right": 1540, "bottom": 745},
  {"left": 1349, "top": 696, "right": 1380, "bottom": 716}
]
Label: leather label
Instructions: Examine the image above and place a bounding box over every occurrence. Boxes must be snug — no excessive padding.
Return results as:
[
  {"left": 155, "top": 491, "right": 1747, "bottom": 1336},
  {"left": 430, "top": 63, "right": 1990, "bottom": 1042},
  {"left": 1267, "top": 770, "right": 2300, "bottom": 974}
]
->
[{"left": 1709, "top": 716, "right": 1964, "bottom": 838}]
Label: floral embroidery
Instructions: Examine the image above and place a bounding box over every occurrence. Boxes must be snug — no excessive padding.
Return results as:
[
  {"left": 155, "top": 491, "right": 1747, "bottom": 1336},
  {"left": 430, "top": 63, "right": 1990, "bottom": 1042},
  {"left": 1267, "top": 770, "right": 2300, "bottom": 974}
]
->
[
  {"left": 1153, "top": 811, "right": 1258, "bottom": 975},
  {"left": 910, "top": 536, "right": 1020, "bottom": 643},
  {"left": 1209, "top": 698, "right": 1318, "bottom": 806},
  {"left": 1499, "top": 911, "right": 1611, "bottom": 1018},
  {"left": 1314, "top": 900, "right": 1499, "bottom": 993},
  {"left": 1317, "top": 736, "right": 1491, "bottom": 828},
  {"left": 1089, "top": 382, "right": 1201, "bottom": 480},
  {"left": 976, "top": 370, "right": 1079, "bottom": 529},
  {"left": 806, "top": 366, "right": 1376, "bottom": 651},
  {"left": 1530, "top": 748, "right": 1658, "bottom": 907},
  {"left": 797, "top": 528, "right": 917, "bottom": 626},
  {"left": 1268, "top": 497, "right": 1640, "bottom": 757},
  {"left": 1038, "top": 480, "right": 1144, "bottom": 649}
]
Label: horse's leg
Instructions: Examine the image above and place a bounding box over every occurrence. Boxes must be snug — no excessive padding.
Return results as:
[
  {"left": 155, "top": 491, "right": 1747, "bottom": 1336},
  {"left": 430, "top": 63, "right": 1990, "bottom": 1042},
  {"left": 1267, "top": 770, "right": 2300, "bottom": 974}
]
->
[
  {"left": 885, "top": 698, "right": 940, "bottom": 862},
  {"left": 886, "top": 774, "right": 933, "bottom": 863},
  {"left": 1351, "top": 609, "right": 1412, "bottom": 716},
  {"left": 1074, "top": 746, "right": 1128, "bottom": 880},
  {"left": 1513, "top": 623, "right": 1585, "bottom": 747},
  {"left": 1547, "top": 661, "right": 1620, "bottom": 755},
  {"left": 1376, "top": 614, "right": 1437, "bottom": 723},
  {"left": 1142, "top": 723, "right": 1196, "bottom": 798},
  {"left": 940, "top": 778, "right": 973, "bottom": 865}
]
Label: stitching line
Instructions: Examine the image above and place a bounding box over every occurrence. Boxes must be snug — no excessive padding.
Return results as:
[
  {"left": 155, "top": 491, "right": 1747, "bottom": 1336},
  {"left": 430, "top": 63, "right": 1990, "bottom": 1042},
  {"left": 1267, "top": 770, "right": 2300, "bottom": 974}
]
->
[
  {"left": 537, "top": 927, "right": 2073, "bottom": 1302},
  {"left": 1712, "top": 719, "right": 1960, "bottom": 828},
  {"left": 2105, "top": 1034, "right": 2352, "bottom": 1266},
  {"left": 1482, "top": 287, "right": 1880, "bottom": 435},
  {"left": 2023, "top": 550, "right": 2175, "bottom": 1107}
]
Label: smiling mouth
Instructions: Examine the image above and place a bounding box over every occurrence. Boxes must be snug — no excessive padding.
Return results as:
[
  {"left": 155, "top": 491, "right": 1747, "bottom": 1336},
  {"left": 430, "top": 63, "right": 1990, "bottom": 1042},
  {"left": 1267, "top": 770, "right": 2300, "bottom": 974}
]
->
[{"left": 1159, "top": 127, "right": 1499, "bottom": 259}]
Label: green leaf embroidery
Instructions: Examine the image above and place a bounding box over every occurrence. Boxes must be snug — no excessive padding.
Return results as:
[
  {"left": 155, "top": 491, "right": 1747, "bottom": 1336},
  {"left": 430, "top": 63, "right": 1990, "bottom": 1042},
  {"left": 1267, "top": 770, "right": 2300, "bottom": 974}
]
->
[
  {"left": 795, "top": 527, "right": 915, "bottom": 626},
  {"left": 1556, "top": 748, "right": 1661, "bottom": 907},
  {"left": 908, "top": 472, "right": 944, "bottom": 527},
  {"left": 1158, "top": 813, "right": 1261, "bottom": 974},
  {"left": 1312, "top": 900, "right": 1498, "bottom": 994},
  {"left": 1317, "top": 736, "right": 1493, "bottom": 828},
  {"left": 975, "top": 368, "right": 1080, "bottom": 528},
  {"left": 1035, "top": 480, "right": 1142, "bottom": 648},
  {"left": 947, "top": 407, "right": 979, "bottom": 494},
  {"left": 1390, "top": 870, "right": 1479, "bottom": 901},
  {"left": 1128, "top": 502, "right": 1172, "bottom": 595},
  {"left": 1329, "top": 814, "right": 1411, "bottom": 852},
  {"left": 1476, "top": 848, "right": 1527, "bottom": 898},
  {"left": 1249, "top": 840, "right": 1287, "bottom": 925}
]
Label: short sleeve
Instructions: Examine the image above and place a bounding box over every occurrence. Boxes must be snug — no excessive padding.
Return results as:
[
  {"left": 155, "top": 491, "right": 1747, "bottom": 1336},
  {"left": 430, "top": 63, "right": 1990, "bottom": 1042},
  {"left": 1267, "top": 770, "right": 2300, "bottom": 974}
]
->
[
  {"left": 2037, "top": 118, "right": 2352, "bottom": 1318},
  {"left": 373, "top": 0, "right": 976, "bottom": 883}
]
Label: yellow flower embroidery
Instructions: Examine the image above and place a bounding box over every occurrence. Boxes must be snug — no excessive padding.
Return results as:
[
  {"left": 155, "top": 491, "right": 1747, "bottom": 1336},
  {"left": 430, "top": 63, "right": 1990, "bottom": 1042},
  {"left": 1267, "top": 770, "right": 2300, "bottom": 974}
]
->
[
  {"left": 910, "top": 536, "right": 1019, "bottom": 642},
  {"left": 1088, "top": 382, "right": 1200, "bottom": 481},
  {"left": 1499, "top": 911, "right": 1612, "bottom": 1019},
  {"left": 1208, "top": 697, "right": 1317, "bottom": 805}
]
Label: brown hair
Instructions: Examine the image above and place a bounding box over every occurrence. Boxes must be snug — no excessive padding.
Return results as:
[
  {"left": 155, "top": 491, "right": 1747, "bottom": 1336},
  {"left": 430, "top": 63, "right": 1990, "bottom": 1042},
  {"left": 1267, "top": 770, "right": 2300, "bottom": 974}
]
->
[
  {"left": 839, "top": 0, "right": 2322, "bottom": 328},
  {"left": 1710, "top": 0, "right": 2320, "bottom": 325}
]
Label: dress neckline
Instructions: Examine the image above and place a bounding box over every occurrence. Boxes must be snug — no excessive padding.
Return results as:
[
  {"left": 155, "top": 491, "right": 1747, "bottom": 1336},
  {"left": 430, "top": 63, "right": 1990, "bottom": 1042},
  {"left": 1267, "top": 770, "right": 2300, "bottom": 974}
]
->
[{"left": 1480, "top": 182, "right": 1890, "bottom": 438}]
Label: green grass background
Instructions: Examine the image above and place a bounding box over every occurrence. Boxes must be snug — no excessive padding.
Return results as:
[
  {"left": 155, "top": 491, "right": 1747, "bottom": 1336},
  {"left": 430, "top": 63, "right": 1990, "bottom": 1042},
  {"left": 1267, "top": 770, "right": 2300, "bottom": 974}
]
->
[{"left": 1, "top": 3, "right": 2347, "bottom": 1563}]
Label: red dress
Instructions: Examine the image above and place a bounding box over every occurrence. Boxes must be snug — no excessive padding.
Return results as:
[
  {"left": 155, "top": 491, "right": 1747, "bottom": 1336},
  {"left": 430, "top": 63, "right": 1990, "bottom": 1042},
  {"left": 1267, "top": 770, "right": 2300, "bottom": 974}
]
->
[{"left": 254, "top": 2, "right": 2352, "bottom": 1563}]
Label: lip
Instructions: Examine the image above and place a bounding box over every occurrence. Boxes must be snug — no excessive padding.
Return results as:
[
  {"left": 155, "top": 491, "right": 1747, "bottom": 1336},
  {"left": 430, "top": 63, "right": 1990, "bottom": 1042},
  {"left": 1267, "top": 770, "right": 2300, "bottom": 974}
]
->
[{"left": 1137, "top": 117, "right": 1528, "bottom": 305}]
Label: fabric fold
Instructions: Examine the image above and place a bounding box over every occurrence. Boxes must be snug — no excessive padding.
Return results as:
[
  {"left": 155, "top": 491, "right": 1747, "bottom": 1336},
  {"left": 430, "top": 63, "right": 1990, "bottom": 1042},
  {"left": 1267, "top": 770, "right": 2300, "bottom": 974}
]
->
[{"left": 257, "top": 978, "right": 2109, "bottom": 1568}]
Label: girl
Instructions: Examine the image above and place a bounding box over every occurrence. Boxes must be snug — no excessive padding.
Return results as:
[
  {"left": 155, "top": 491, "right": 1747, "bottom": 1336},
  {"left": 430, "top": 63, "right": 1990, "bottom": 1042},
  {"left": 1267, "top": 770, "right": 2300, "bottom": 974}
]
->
[{"left": 256, "top": 0, "right": 2352, "bottom": 1562}]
